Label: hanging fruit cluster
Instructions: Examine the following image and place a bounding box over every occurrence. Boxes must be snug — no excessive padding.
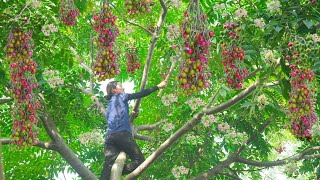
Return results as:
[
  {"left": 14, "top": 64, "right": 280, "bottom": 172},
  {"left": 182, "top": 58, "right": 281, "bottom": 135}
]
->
[
  {"left": 124, "top": 0, "right": 153, "bottom": 16},
  {"left": 59, "top": 0, "right": 80, "bottom": 26},
  {"left": 286, "top": 36, "right": 319, "bottom": 140},
  {"left": 92, "top": 4, "right": 120, "bottom": 81},
  {"left": 4, "top": 29, "right": 40, "bottom": 147},
  {"left": 125, "top": 47, "right": 140, "bottom": 74},
  {"left": 178, "top": 0, "right": 214, "bottom": 95},
  {"left": 221, "top": 22, "right": 248, "bottom": 89}
]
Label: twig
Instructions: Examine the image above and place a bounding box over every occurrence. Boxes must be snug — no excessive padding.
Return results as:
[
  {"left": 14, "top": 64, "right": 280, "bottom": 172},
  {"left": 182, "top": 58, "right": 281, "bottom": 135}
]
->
[
  {"left": 69, "top": 47, "right": 94, "bottom": 76},
  {"left": 236, "top": 147, "right": 320, "bottom": 167},
  {"left": 109, "top": 4, "right": 153, "bottom": 36},
  {"left": 158, "top": 47, "right": 185, "bottom": 96},
  {"left": 129, "top": 0, "right": 168, "bottom": 123},
  {"left": 205, "top": 86, "right": 222, "bottom": 109},
  {"left": 237, "top": 116, "right": 273, "bottom": 154},
  {"left": 136, "top": 119, "right": 168, "bottom": 131},
  {"left": 134, "top": 134, "right": 153, "bottom": 142}
]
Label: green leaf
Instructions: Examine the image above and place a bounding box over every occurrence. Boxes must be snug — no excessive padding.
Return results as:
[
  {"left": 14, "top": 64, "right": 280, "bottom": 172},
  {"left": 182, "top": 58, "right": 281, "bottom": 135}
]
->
[
  {"left": 280, "top": 78, "right": 291, "bottom": 100},
  {"left": 219, "top": 88, "right": 227, "bottom": 98},
  {"left": 241, "top": 102, "right": 255, "bottom": 108},
  {"left": 303, "top": 19, "right": 314, "bottom": 29},
  {"left": 245, "top": 50, "right": 258, "bottom": 55},
  {"left": 313, "top": 61, "right": 320, "bottom": 72},
  {"left": 274, "top": 26, "right": 283, "bottom": 32}
]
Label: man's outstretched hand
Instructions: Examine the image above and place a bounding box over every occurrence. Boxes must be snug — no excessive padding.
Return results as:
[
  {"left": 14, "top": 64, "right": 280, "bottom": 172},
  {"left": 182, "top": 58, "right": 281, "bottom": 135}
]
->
[{"left": 157, "top": 80, "right": 167, "bottom": 89}]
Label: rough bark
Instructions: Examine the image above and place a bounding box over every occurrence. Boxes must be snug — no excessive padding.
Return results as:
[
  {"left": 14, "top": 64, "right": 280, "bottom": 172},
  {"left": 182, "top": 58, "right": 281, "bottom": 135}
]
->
[{"left": 40, "top": 113, "right": 97, "bottom": 180}]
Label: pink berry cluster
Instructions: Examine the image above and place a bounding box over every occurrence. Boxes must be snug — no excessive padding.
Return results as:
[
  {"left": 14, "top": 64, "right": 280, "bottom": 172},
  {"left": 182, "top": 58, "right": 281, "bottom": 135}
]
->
[
  {"left": 92, "top": 5, "right": 120, "bottom": 81},
  {"left": 286, "top": 41, "right": 318, "bottom": 140},
  {"left": 125, "top": 47, "right": 140, "bottom": 74},
  {"left": 59, "top": 0, "right": 80, "bottom": 26},
  {"left": 4, "top": 29, "right": 40, "bottom": 147},
  {"left": 178, "top": 0, "right": 214, "bottom": 95},
  {"left": 221, "top": 22, "right": 248, "bottom": 89},
  {"left": 124, "top": 0, "right": 153, "bottom": 16}
]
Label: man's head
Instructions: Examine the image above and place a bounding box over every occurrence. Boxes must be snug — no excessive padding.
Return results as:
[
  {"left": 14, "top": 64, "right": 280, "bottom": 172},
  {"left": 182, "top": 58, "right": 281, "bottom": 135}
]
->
[{"left": 106, "top": 81, "right": 124, "bottom": 95}]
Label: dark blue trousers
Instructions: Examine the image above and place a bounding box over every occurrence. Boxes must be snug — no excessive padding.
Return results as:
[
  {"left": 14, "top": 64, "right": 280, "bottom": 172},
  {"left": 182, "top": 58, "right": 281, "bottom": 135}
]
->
[{"left": 100, "top": 131, "right": 145, "bottom": 180}]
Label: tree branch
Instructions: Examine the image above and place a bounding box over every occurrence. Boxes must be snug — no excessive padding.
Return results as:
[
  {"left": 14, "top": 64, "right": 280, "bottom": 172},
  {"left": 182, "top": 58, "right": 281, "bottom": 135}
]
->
[
  {"left": 135, "top": 119, "right": 167, "bottom": 132},
  {"left": 237, "top": 150, "right": 320, "bottom": 168},
  {"left": 133, "top": 134, "right": 153, "bottom": 142},
  {"left": 158, "top": 47, "right": 185, "bottom": 96},
  {"left": 129, "top": 0, "right": 168, "bottom": 123},
  {"left": 110, "top": 152, "right": 127, "bottom": 180},
  {"left": 205, "top": 86, "right": 222, "bottom": 109},
  {"left": 0, "top": 98, "right": 12, "bottom": 105},
  {"left": 236, "top": 116, "right": 273, "bottom": 154},
  {"left": 1, "top": 138, "right": 56, "bottom": 150},
  {"left": 191, "top": 153, "right": 239, "bottom": 180},
  {"left": 125, "top": 79, "right": 263, "bottom": 179},
  {"left": 39, "top": 113, "right": 97, "bottom": 180},
  {"left": 63, "top": 84, "right": 106, "bottom": 116},
  {"left": 69, "top": 47, "right": 94, "bottom": 76},
  {"left": 109, "top": 4, "right": 153, "bottom": 36},
  {"left": 190, "top": 116, "right": 273, "bottom": 179},
  {"left": 204, "top": 79, "right": 262, "bottom": 115}
]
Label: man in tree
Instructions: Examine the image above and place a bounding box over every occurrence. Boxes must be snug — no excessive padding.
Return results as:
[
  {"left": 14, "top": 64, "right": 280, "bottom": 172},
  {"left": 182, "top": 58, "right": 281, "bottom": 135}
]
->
[{"left": 100, "top": 80, "right": 167, "bottom": 180}]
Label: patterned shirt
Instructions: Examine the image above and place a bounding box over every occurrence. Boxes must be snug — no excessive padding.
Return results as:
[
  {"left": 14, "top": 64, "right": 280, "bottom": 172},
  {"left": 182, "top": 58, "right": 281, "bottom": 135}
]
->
[{"left": 106, "top": 86, "right": 159, "bottom": 135}]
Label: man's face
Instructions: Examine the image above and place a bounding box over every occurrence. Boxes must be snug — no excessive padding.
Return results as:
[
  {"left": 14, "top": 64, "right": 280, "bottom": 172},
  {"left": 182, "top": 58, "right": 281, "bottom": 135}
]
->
[{"left": 113, "top": 83, "right": 124, "bottom": 94}]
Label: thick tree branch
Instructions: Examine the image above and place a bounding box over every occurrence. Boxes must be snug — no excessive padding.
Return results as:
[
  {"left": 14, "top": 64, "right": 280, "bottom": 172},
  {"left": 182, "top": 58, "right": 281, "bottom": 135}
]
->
[
  {"left": 0, "top": 98, "right": 12, "bottom": 105},
  {"left": 110, "top": 152, "right": 127, "bottom": 180},
  {"left": 204, "top": 79, "right": 262, "bottom": 115},
  {"left": 125, "top": 79, "right": 263, "bottom": 179},
  {"left": 130, "top": 0, "right": 168, "bottom": 124},
  {"left": 40, "top": 113, "right": 97, "bottom": 180},
  {"left": 110, "top": 4, "right": 153, "bottom": 36}
]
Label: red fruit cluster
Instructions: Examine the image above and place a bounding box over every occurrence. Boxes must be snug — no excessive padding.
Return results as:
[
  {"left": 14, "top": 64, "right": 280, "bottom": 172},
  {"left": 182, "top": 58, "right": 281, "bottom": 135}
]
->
[
  {"left": 59, "top": 0, "right": 80, "bottom": 26},
  {"left": 4, "top": 29, "right": 40, "bottom": 147},
  {"left": 286, "top": 41, "right": 318, "bottom": 140},
  {"left": 288, "top": 66, "right": 315, "bottom": 117},
  {"left": 178, "top": 0, "right": 213, "bottom": 95},
  {"left": 221, "top": 22, "right": 248, "bottom": 89},
  {"left": 60, "top": 0, "right": 80, "bottom": 26},
  {"left": 125, "top": 47, "right": 140, "bottom": 74},
  {"left": 125, "top": 0, "right": 153, "bottom": 16},
  {"left": 92, "top": 5, "right": 120, "bottom": 81}
]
